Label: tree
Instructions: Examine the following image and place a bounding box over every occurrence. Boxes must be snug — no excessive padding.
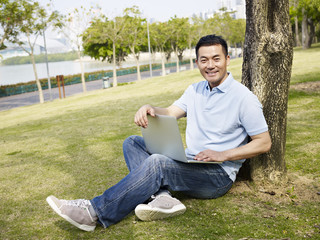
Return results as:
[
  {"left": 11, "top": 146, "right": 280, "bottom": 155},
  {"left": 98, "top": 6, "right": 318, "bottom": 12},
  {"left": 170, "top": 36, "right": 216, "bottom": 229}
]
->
[
  {"left": 167, "top": 16, "right": 189, "bottom": 73},
  {"left": 62, "top": 6, "right": 98, "bottom": 93},
  {"left": 189, "top": 16, "right": 206, "bottom": 70},
  {"left": 149, "top": 22, "right": 172, "bottom": 76},
  {"left": 13, "top": 0, "right": 61, "bottom": 103},
  {"left": 229, "top": 19, "right": 246, "bottom": 57},
  {"left": 0, "top": 0, "right": 24, "bottom": 49},
  {"left": 290, "top": 0, "right": 302, "bottom": 46},
  {"left": 82, "top": 31, "right": 128, "bottom": 66},
  {"left": 203, "top": 10, "right": 245, "bottom": 57},
  {"left": 104, "top": 16, "right": 128, "bottom": 87},
  {"left": 290, "top": 0, "right": 320, "bottom": 48},
  {"left": 82, "top": 16, "right": 129, "bottom": 87},
  {"left": 300, "top": 0, "right": 320, "bottom": 48},
  {"left": 240, "top": 0, "right": 293, "bottom": 181},
  {"left": 204, "top": 8, "right": 229, "bottom": 37},
  {"left": 123, "top": 6, "right": 147, "bottom": 81}
]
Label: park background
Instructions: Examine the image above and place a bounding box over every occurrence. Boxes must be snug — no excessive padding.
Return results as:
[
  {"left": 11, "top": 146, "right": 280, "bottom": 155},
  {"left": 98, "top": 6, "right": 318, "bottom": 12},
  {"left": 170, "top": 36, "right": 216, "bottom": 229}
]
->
[{"left": 0, "top": 0, "right": 320, "bottom": 239}]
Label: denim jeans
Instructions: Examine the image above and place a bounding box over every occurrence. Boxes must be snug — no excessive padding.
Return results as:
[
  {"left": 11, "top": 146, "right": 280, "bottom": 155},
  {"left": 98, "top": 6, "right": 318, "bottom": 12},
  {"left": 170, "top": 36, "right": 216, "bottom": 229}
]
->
[{"left": 91, "top": 135, "right": 233, "bottom": 228}]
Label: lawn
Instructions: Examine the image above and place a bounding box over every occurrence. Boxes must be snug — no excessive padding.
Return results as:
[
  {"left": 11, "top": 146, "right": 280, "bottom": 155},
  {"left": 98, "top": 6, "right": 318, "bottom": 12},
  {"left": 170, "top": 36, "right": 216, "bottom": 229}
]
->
[{"left": 0, "top": 45, "right": 319, "bottom": 239}]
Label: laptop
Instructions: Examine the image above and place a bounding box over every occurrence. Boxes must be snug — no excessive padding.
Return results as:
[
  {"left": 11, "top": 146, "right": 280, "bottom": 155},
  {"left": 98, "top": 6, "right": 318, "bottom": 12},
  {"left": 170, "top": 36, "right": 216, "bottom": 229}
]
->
[{"left": 141, "top": 114, "right": 219, "bottom": 164}]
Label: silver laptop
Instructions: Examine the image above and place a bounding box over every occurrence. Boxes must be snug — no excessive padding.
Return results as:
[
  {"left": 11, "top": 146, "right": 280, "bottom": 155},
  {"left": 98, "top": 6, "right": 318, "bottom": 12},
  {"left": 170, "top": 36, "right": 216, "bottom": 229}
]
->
[{"left": 141, "top": 114, "right": 219, "bottom": 164}]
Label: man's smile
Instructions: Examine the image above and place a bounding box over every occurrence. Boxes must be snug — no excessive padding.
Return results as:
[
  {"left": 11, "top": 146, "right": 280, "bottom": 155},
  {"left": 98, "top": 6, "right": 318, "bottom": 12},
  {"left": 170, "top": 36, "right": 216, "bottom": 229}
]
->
[{"left": 206, "top": 70, "right": 218, "bottom": 76}]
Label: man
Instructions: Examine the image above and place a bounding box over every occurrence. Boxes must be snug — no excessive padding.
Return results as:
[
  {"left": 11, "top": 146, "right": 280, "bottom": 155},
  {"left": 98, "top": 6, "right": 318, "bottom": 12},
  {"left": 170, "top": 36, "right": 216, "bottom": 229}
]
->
[{"left": 46, "top": 35, "right": 271, "bottom": 232}]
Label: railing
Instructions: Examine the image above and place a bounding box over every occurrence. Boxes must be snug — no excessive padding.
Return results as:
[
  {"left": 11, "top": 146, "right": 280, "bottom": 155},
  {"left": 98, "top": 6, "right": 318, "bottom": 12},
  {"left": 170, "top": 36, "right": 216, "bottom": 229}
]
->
[{"left": 0, "top": 60, "right": 192, "bottom": 97}]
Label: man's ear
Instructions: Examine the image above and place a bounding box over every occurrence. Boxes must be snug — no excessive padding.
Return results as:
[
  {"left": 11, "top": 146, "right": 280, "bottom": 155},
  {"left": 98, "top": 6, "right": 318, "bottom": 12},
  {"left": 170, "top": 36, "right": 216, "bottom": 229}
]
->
[{"left": 226, "top": 55, "right": 230, "bottom": 66}]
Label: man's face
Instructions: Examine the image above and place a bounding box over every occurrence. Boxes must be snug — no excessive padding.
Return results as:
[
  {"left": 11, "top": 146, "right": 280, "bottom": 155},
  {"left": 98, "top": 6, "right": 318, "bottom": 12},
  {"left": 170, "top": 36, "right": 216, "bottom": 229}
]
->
[{"left": 196, "top": 45, "right": 230, "bottom": 89}]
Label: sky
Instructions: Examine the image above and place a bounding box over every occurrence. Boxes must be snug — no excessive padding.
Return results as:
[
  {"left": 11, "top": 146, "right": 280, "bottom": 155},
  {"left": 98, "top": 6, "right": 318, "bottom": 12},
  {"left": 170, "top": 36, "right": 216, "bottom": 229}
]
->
[{"left": 38, "top": 0, "right": 237, "bottom": 22}]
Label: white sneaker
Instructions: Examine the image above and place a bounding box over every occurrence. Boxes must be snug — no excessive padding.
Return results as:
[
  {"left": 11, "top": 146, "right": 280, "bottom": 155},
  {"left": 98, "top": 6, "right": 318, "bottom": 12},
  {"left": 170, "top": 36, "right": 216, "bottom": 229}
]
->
[
  {"left": 46, "top": 195, "right": 97, "bottom": 231},
  {"left": 135, "top": 195, "right": 186, "bottom": 221}
]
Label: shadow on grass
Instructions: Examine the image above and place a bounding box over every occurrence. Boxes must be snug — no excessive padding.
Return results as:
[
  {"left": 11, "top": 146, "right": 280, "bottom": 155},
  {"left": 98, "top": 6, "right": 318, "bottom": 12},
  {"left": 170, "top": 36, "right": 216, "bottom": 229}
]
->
[
  {"left": 290, "top": 72, "right": 320, "bottom": 85},
  {"left": 293, "top": 42, "right": 320, "bottom": 52}
]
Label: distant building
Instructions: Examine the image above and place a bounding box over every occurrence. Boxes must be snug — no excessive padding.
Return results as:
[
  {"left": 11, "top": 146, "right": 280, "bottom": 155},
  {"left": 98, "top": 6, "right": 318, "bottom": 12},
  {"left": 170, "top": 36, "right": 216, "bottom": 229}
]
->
[
  {"left": 0, "top": 37, "right": 71, "bottom": 61},
  {"left": 0, "top": 42, "right": 41, "bottom": 60},
  {"left": 192, "top": 9, "right": 215, "bottom": 20},
  {"left": 235, "top": 0, "right": 246, "bottom": 19},
  {"left": 219, "top": 0, "right": 232, "bottom": 10},
  {"left": 192, "top": 0, "right": 246, "bottom": 20}
]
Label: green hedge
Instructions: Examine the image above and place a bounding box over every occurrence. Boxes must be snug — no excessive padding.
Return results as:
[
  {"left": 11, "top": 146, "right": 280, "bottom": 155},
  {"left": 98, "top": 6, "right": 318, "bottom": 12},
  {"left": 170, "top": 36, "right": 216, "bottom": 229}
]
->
[
  {"left": 0, "top": 60, "right": 191, "bottom": 97},
  {"left": 2, "top": 52, "right": 79, "bottom": 65}
]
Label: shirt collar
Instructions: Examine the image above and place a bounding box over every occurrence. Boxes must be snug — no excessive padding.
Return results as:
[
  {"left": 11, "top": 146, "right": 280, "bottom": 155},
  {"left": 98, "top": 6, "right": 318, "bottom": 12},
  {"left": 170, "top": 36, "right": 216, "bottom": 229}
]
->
[{"left": 205, "top": 72, "right": 234, "bottom": 93}]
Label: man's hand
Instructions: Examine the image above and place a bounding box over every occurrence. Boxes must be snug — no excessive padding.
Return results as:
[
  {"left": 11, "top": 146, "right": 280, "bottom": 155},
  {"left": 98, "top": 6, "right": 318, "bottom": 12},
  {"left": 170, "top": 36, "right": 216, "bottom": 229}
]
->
[
  {"left": 194, "top": 149, "right": 227, "bottom": 163},
  {"left": 134, "top": 104, "right": 155, "bottom": 128},
  {"left": 134, "top": 105, "right": 186, "bottom": 128},
  {"left": 193, "top": 131, "right": 272, "bottom": 163}
]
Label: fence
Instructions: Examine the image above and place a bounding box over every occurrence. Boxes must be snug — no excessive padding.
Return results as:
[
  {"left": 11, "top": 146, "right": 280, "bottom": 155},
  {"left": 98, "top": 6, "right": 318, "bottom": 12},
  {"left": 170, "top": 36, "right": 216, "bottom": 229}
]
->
[{"left": 0, "top": 60, "right": 191, "bottom": 98}]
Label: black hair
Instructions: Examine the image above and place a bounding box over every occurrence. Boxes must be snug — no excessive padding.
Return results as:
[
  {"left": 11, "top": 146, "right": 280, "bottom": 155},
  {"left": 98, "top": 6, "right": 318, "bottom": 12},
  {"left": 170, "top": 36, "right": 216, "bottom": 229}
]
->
[{"left": 195, "top": 34, "right": 228, "bottom": 59}]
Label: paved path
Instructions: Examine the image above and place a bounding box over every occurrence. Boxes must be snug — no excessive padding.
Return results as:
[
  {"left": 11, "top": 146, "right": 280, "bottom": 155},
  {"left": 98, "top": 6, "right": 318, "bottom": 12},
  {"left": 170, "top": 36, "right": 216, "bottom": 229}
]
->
[{"left": 0, "top": 64, "right": 195, "bottom": 112}]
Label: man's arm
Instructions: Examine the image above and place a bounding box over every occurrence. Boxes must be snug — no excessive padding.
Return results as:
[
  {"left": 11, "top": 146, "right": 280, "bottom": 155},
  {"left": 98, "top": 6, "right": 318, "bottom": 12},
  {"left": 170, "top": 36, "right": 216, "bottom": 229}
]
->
[
  {"left": 134, "top": 104, "right": 186, "bottom": 128},
  {"left": 194, "top": 131, "right": 272, "bottom": 162}
]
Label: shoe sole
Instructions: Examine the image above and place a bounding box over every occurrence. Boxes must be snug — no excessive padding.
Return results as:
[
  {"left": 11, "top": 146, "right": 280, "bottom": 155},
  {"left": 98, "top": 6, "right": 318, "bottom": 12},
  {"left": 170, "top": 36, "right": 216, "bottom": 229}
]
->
[
  {"left": 46, "top": 196, "right": 96, "bottom": 232},
  {"left": 135, "top": 204, "right": 186, "bottom": 221}
]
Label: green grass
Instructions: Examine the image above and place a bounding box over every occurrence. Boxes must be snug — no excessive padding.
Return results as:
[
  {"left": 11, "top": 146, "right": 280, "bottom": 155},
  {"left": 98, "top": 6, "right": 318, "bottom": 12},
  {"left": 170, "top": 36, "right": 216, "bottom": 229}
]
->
[
  {"left": 0, "top": 47, "right": 319, "bottom": 239},
  {"left": 290, "top": 43, "right": 320, "bottom": 85}
]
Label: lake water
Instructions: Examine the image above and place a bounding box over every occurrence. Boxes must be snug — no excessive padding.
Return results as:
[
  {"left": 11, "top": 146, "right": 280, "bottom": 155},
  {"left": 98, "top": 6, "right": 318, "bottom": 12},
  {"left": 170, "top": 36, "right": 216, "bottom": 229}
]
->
[
  {"left": 0, "top": 50, "right": 197, "bottom": 86},
  {"left": 0, "top": 60, "right": 141, "bottom": 86}
]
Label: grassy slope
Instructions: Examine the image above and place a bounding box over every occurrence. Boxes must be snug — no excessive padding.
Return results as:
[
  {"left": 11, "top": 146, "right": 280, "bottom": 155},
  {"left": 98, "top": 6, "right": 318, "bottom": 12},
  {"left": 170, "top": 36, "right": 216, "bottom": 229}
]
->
[{"left": 0, "top": 46, "right": 319, "bottom": 239}]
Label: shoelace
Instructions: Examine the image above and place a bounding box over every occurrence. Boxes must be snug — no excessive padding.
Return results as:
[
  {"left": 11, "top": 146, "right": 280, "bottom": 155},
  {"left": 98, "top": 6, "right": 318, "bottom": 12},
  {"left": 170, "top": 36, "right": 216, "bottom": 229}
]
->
[
  {"left": 64, "top": 199, "right": 95, "bottom": 222},
  {"left": 65, "top": 199, "right": 91, "bottom": 208}
]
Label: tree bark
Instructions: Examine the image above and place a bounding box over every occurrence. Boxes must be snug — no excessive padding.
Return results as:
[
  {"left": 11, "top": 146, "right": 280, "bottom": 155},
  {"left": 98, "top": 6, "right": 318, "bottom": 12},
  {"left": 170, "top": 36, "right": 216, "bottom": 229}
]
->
[{"left": 240, "top": 0, "right": 293, "bottom": 182}]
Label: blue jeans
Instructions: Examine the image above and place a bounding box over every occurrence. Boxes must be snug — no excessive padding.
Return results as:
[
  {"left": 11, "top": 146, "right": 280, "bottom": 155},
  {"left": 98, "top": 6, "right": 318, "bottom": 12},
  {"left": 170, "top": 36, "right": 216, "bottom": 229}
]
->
[{"left": 91, "top": 135, "right": 233, "bottom": 228}]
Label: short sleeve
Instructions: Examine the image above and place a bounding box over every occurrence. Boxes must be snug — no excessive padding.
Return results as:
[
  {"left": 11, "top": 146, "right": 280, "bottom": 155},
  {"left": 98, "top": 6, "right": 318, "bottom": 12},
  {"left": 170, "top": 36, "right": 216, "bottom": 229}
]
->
[
  {"left": 239, "top": 92, "right": 268, "bottom": 136},
  {"left": 173, "top": 85, "right": 194, "bottom": 113}
]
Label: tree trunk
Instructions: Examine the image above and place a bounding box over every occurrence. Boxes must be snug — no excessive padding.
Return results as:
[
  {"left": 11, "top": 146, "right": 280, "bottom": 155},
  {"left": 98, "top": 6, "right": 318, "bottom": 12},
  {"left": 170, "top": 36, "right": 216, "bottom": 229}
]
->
[
  {"left": 294, "top": 0, "right": 301, "bottom": 47},
  {"left": 234, "top": 43, "right": 238, "bottom": 58},
  {"left": 0, "top": 28, "right": 8, "bottom": 46},
  {"left": 112, "top": 42, "right": 118, "bottom": 87},
  {"left": 161, "top": 51, "right": 166, "bottom": 76},
  {"left": 26, "top": 33, "right": 44, "bottom": 104},
  {"left": 301, "top": 8, "right": 310, "bottom": 49},
  {"left": 294, "top": 15, "right": 301, "bottom": 46},
  {"left": 77, "top": 49, "right": 87, "bottom": 93},
  {"left": 30, "top": 53, "right": 44, "bottom": 104},
  {"left": 175, "top": 49, "right": 180, "bottom": 73},
  {"left": 307, "top": 19, "right": 315, "bottom": 48},
  {"left": 135, "top": 55, "right": 141, "bottom": 81},
  {"left": 131, "top": 48, "right": 141, "bottom": 81},
  {"left": 189, "top": 45, "right": 194, "bottom": 70},
  {"left": 240, "top": 0, "right": 293, "bottom": 182}
]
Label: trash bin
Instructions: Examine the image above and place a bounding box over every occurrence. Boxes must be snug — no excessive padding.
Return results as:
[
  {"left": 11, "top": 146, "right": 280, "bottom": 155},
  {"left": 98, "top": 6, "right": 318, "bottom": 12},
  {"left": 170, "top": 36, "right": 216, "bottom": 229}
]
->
[{"left": 102, "top": 77, "right": 111, "bottom": 89}]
